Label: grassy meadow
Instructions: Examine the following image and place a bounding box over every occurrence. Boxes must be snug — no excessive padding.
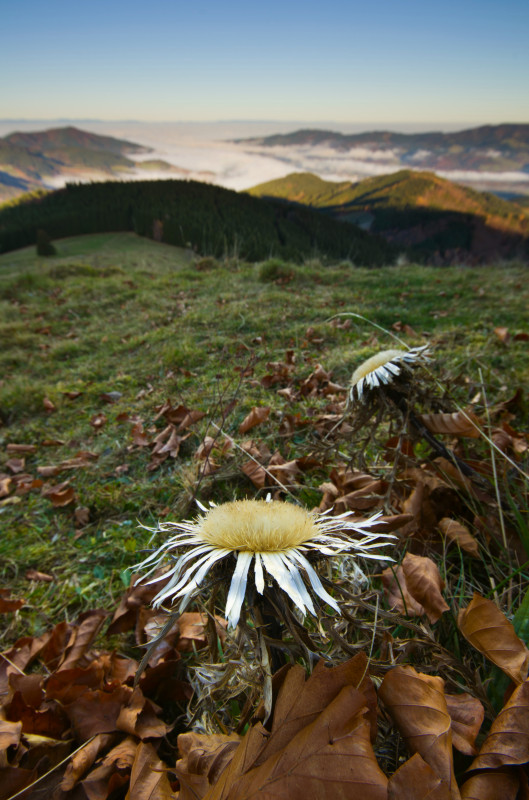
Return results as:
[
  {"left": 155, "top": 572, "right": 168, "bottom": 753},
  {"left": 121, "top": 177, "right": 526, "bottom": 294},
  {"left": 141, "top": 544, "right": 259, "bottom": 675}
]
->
[
  {"left": 2, "top": 231, "right": 529, "bottom": 795},
  {"left": 1, "top": 232, "right": 528, "bottom": 642}
]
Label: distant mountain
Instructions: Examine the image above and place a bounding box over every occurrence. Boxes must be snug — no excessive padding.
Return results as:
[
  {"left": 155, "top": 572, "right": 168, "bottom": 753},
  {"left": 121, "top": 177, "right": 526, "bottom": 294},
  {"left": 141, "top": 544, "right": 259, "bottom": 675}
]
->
[
  {"left": 0, "top": 126, "right": 178, "bottom": 204},
  {"left": 237, "top": 124, "right": 529, "bottom": 176},
  {"left": 3, "top": 126, "right": 148, "bottom": 155},
  {"left": 249, "top": 170, "right": 529, "bottom": 263}
]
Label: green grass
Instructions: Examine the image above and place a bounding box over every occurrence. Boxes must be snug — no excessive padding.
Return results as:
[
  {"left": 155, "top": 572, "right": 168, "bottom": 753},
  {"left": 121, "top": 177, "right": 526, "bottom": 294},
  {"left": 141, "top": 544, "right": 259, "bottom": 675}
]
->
[{"left": 1, "top": 232, "right": 528, "bottom": 644}]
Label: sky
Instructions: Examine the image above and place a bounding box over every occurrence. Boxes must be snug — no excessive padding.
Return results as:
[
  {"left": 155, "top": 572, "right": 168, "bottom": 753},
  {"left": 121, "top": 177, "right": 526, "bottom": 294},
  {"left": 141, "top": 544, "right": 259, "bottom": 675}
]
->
[{"left": 1, "top": 0, "right": 528, "bottom": 128}]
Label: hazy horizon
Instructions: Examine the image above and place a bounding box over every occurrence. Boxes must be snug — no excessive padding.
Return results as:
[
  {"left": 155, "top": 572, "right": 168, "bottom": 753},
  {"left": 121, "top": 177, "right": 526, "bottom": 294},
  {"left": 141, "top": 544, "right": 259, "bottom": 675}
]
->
[{"left": 2, "top": 119, "right": 528, "bottom": 195}]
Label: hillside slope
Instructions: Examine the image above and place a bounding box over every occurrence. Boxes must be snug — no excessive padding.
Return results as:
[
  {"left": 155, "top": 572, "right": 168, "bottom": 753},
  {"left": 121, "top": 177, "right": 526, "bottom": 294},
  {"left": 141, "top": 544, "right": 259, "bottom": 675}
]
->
[{"left": 249, "top": 170, "right": 529, "bottom": 263}]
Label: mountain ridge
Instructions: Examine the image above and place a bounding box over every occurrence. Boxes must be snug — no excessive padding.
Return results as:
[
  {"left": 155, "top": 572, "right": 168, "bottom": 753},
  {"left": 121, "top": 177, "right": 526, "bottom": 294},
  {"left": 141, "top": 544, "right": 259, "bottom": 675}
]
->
[
  {"left": 248, "top": 170, "right": 529, "bottom": 263},
  {"left": 0, "top": 126, "right": 168, "bottom": 203},
  {"left": 237, "top": 123, "right": 529, "bottom": 182}
]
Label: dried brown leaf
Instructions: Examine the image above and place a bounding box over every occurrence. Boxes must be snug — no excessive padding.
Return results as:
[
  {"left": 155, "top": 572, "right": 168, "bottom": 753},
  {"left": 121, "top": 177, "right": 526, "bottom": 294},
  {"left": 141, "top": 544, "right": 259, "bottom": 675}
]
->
[
  {"left": 127, "top": 740, "right": 175, "bottom": 799},
  {"left": 494, "top": 326, "right": 510, "bottom": 344},
  {"left": 469, "top": 679, "right": 529, "bottom": 770},
  {"left": 0, "top": 719, "right": 22, "bottom": 751},
  {"left": 260, "top": 653, "right": 379, "bottom": 757},
  {"left": 419, "top": 411, "right": 481, "bottom": 438},
  {"left": 90, "top": 412, "right": 108, "bottom": 430},
  {"left": 80, "top": 736, "right": 137, "bottom": 799},
  {"left": 388, "top": 753, "right": 452, "bottom": 799},
  {"left": 241, "top": 459, "right": 267, "bottom": 488},
  {"left": 382, "top": 564, "right": 426, "bottom": 618},
  {"left": 25, "top": 568, "right": 54, "bottom": 582},
  {"left": 401, "top": 553, "right": 449, "bottom": 623},
  {"left": 0, "top": 766, "right": 38, "bottom": 800},
  {"left": 59, "top": 609, "right": 107, "bottom": 671},
  {"left": 176, "top": 732, "right": 241, "bottom": 799},
  {"left": 458, "top": 593, "right": 529, "bottom": 684},
  {"left": 438, "top": 518, "right": 480, "bottom": 558},
  {"left": 6, "top": 443, "right": 37, "bottom": 454},
  {"left": 445, "top": 692, "right": 484, "bottom": 756},
  {"left": 42, "top": 481, "right": 76, "bottom": 507},
  {"left": 206, "top": 687, "right": 386, "bottom": 800},
  {"left": 64, "top": 685, "right": 132, "bottom": 739},
  {"left": 61, "top": 733, "right": 116, "bottom": 791},
  {"left": 0, "top": 589, "right": 25, "bottom": 613},
  {"left": 6, "top": 457, "right": 25, "bottom": 473},
  {"left": 239, "top": 406, "right": 270, "bottom": 433},
  {"left": 131, "top": 421, "right": 151, "bottom": 447},
  {"left": 460, "top": 768, "right": 519, "bottom": 799},
  {"left": 116, "top": 687, "right": 171, "bottom": 739},
  {"left": 378, "top": 666, "right": 459, "bottom": 799}
]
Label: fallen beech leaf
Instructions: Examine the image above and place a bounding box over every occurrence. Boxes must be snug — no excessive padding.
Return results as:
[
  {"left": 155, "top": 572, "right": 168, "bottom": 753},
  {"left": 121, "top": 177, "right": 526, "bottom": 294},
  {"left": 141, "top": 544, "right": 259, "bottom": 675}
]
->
[
  {"left": 177, "top": 612, "right": 227, "bottom": 652},
  {"left": 107, "top": 573, "right": 170, "bottom": 635},
  {"left": 80, "top": 736, "right": 137, "bottom": 798},
  {"left": 43, "top": 396, "right": 56, "bottom": 412},
  {"left": 460, "top": 767, "right": 519, "bottom": 799},
  {"left": 64, "top": 686, "right": 132, "bottom": 739},
  {"left": 90, "top": 412, "right": 107, "bottom": 430},
  {"left": 401, "top": 553, "right": 449, "bottom": 623},
  {"left": 0, "top": 719, "right": 22, "bottom": 751},
  {"left": 239, "top": 406, "right": 271, "bottom": 433},
  {"left": 0, "top": 476, "right": 13, "bottom": 497},
  {"left": 438, "top": 518, "right": 480, "bottom": 558},
  {"left": 128, "top": 741, "right": 174, "bottom": 799},
  {"left": 260, "top": 653, "right": 379, "bottom": 756},
  {"left": 207, "top": 687, "right": 387, "bottom": 800},
  {"left": 61, "top": 732, "right": 115, "bottom": 791},
  {"left": 0, "top": 766, "right": 39, "bottom": 799},
  {"left": 6, "top": 443, "right": 37, "bottom": 454},
  {"left": 25, "top": 568, "right": 54, "bottom": 583},
  {"left": 388, "top": 753, "right": 452, "bottom": 799},
  {"left": 176, "top": 732, "right": 241, "bottom": 799},
  {"left": 59, "top": 609, "right": 107, "bottom": 671},
  {"left": 469, "top": 679, "right": 529, "bottom": 770},
  {"left": 6, "top": 457, "right": 25, "bottom": 473},
  {"left": 241, "top": 459, "right": 267, "bottom": 488},
  {"left": 42, "top": 481, "right": 76, "bottom": 507},
  {"left": 445, "top": 692, "right": 484, "bottom": 756},
  {"left": 378, "top": 666, "right": 459, "bottom": 798},
  {"left": 37, "top": 465, "right": 62, "bottom": 477},
  {"left": 116, "top": 687, "right": 171, "bottom": 739},
  {"left": 74, "top": 506, "right": 90, "bottom": 527},
  {"left": 131, "top": 421, "right": 151, "bottom": 446},
  {"left": 458, "top": 593, "right": 529, "bottom": 684},
  {"left": 382, "top": 564, "right": 425, "bottom": 618},
  {"left": 0, "top": 590, "right": 25, "bottom": 613},
  {"left": 494, "top": 326, "right": 510, "bottom": 344},
  {"left": 419, "top": 411, "right": 480, "bottom": 438}
]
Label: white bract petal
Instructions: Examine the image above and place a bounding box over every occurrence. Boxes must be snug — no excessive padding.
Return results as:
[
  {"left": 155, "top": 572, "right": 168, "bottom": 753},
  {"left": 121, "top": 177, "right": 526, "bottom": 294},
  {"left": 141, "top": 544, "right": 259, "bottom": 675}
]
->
[{"left": 225, "top": 551, "right": 253, "bottom": 628}]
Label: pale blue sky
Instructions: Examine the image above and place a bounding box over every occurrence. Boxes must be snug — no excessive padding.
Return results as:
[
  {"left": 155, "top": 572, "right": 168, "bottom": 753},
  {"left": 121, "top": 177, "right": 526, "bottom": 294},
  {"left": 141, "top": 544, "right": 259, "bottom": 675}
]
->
[{"left": 1, "top": 0, "right": 528, "bottom": 126}]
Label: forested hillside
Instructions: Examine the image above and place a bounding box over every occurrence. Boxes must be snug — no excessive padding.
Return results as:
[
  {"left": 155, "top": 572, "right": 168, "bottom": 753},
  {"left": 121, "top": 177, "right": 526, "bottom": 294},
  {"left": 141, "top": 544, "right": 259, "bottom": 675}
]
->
[{"left": 0, "top": 179, "right": 396, "bottom": 264}]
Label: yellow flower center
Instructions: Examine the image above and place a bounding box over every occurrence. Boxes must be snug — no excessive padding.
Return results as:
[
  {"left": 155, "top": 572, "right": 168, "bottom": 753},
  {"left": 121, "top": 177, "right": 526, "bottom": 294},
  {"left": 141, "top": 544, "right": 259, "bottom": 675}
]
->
[
  {"left": 198, "top": 499, "right": 319, "bottom": 552},
  {"left": 351, "top": 349, "right": 405, "bottom": 385}
]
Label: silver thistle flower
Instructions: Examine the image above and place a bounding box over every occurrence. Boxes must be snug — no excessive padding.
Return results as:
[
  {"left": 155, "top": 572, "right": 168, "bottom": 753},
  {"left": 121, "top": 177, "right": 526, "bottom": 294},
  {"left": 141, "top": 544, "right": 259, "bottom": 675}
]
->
[
  {"left": 135, "top": 498, "right": 394, "bottom": 629},
  {"left": 350, "top": 345, "right": 430, "bottom": 402}
]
